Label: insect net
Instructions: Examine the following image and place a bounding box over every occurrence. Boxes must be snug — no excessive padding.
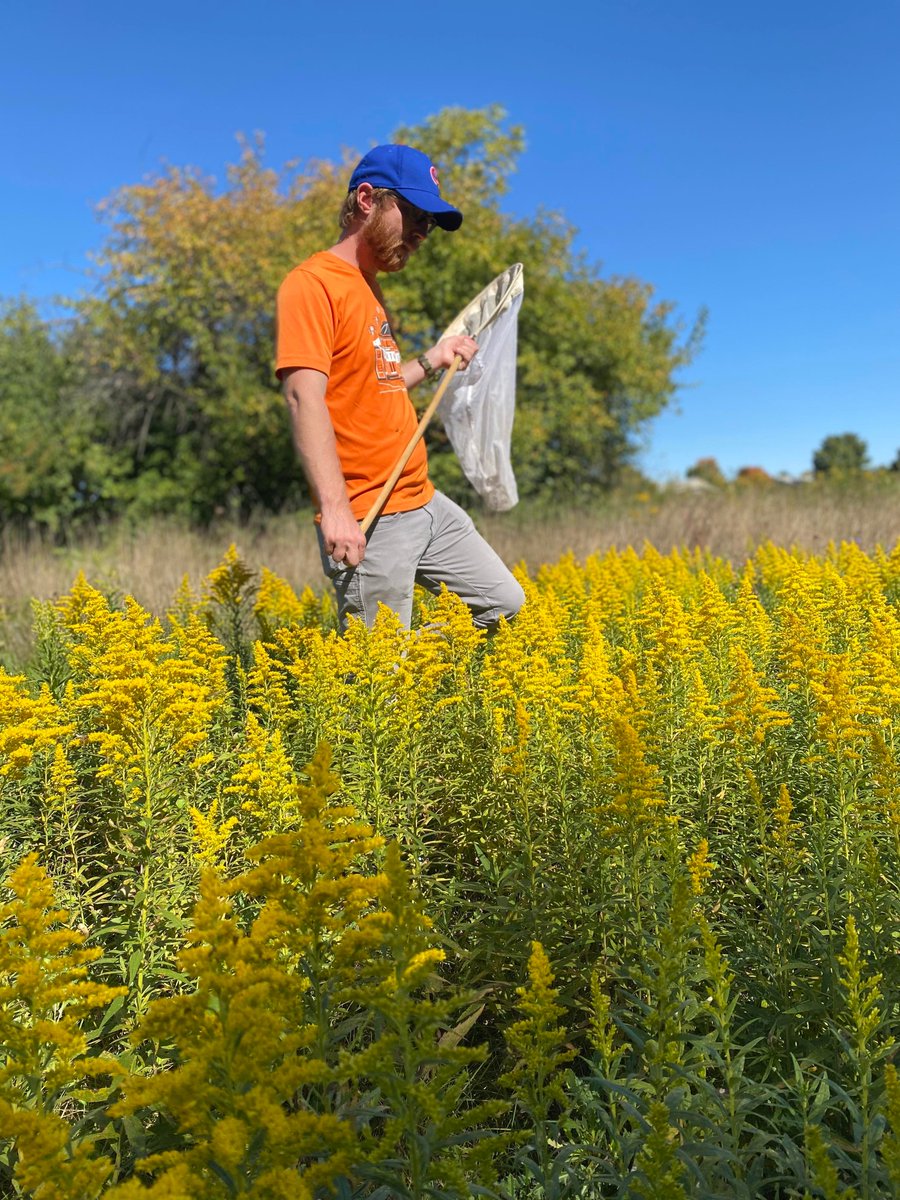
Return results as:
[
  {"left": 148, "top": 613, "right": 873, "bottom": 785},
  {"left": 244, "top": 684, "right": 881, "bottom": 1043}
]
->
[{"left": 437, "top": 263, "right": 523, "bottom": 512}]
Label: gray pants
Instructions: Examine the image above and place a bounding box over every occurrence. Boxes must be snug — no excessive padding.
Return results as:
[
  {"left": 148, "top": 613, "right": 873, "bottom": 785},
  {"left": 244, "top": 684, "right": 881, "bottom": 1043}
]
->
[{"left": 318, "top": 491, "right": 525, "bottom": 631}]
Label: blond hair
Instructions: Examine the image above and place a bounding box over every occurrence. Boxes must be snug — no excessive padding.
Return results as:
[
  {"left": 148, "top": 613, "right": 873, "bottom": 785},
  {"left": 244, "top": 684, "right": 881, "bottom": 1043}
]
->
[{"left": 338, "top": 186, "right": 395, "bottom": 231}]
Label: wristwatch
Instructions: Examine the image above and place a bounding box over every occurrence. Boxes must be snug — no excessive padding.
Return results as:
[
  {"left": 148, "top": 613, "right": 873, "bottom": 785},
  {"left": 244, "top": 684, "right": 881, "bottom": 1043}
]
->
[{"left": 417, "top": 353, "right": 440, "bottom": 379}]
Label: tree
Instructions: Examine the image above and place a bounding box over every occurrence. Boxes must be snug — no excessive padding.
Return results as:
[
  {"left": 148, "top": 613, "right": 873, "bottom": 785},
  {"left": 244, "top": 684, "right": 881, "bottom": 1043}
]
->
[
  {"left": 71, "top": 107, "right": 703, "bottom": 520},
  {"left": 74, "top": 134, "right": 333, "bottom": 520},
  {"left": 0, "top": 302, "right": 119, "bottom": 530},
  {"left": 736, "top": 465, "right": 772, "bottom": 485},
  {"left": 812, "top": 433, "right": 870, "bottom": 475},
  {"left": 686, "top": 457, "right": 726, "bottom": 487}
]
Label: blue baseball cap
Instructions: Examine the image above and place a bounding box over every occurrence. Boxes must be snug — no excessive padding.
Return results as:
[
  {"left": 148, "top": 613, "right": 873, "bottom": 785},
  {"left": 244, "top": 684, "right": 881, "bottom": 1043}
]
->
[{"left": 348, "top": 144, "right": 463, "bottom": 232}]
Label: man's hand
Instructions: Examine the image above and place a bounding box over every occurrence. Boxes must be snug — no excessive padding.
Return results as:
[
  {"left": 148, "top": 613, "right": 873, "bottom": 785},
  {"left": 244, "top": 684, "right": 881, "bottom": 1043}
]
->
[
  {"left": 321, "top": 502, "right": 367, "bottom": 568},
  {"left": 403, "top": 335, "right": 479, "bottom": 389},
  {"left": 430, "top": 334, "right": 478, "bottom": 371}
]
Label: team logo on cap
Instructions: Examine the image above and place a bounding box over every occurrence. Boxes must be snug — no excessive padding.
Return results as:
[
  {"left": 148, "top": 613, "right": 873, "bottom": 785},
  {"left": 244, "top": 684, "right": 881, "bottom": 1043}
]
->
[{"left": 430, "top": 165, "right": 439, "bottom": 188}]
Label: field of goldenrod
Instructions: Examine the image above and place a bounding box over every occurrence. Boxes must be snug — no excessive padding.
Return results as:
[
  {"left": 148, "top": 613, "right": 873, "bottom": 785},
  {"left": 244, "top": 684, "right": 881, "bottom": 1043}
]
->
[{"left": 3, "top": 541, "right": 900, "bottom": 1198}]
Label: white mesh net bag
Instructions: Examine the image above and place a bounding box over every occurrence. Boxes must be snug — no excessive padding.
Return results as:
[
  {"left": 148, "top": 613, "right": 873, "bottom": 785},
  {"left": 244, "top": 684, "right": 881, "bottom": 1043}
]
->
[{"left": 437, "top": 263, "right": 523, "bottom": 511}]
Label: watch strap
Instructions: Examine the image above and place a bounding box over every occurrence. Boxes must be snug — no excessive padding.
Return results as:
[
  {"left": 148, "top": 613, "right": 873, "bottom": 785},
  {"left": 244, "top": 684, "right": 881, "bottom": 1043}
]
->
[{"left": 417, "top": 353, "right": 439, "bottom": 379}]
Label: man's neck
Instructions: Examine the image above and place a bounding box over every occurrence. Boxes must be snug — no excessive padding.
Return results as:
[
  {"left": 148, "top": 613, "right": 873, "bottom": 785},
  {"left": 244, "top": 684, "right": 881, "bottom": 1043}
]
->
[{"left": 328, "top": 228, "right": 378, "bottom": 279}]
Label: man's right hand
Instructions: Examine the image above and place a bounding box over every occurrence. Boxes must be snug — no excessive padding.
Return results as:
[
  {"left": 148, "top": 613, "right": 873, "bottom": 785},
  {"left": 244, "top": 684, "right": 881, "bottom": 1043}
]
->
[{"left": 321, "top": 503, "right": 367, "bottom": 567}]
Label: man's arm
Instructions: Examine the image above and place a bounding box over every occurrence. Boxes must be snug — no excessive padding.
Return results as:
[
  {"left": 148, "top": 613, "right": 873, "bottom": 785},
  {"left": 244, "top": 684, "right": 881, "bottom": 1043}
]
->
[
  {"left": 401, "top": 334, "right": 479, "bottom": 389},
  {"left": 281, "top": 367, "right": 367, "bottom": 567}
]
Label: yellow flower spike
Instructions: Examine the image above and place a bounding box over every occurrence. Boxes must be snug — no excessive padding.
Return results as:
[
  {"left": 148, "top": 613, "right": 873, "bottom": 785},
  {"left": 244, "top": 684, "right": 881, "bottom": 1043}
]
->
[
  {"left": 874, "top": 538, "right": 900, "bottom": 594},
  {"left": 583, "top": 548, "right": 634, "bottom": 628},
  {"left": 683, "top": 665, "right": 720, "bottom": 750},
  {"left": 632, "top": 1101, "right": 690, "bottom": 1199},
  {"left": 244, "top": 633, "right": 309, "bottom": 732},
  {"left": 54, "top": 570, "right": 106, "bottom": 636},
  {"left": 638, "top": 576, "right": 700, "bottom": 678},
  {"left": 483, "top": 580, "right": 579, "bottom": 782},
  {"left": 501, "top": 941, "right": 573, "bottom": 1121},
  {"left": 691, "top": 571, "right": 741, "bottom": 660},
  {"left": 588, "top": 964, "right": 618, "bottom": 1066},
  {"left": 254, "top": 567, "right": 333, "bottom": 639},
  {"left": 596, "top": 716, "right": 668, "bottom": 849},
  {"left": 837, "top": 914, "right": 885, "bottom": 1058},
  {"left": 720, "top": 645, "right": 791, "bottom": 762},
  {"left": 871, "top": 732, "right": 900, "bottom": 847},
  {"left": 400, "top": 947, "right": 446, "bottom": 986},
  {"left": 735, "top": 563, "right": 774, "bottom": 662},
  {"left": 770, "top": 782, "right": 808, "bottom": 871},
  {"left": 882, "top": 1062, "right": 900, "bottom": 1190},
  {"left": 225, "top": 712, "right": 299, "bottom": 836},
  {"left": 202, "top": 543, "right": 256, "bottom": 610},
  {"left": 55, "top": 579, "right": 228, "bottom": 799},
  {"left": 687, "top": 838, "right": 716, "bottom": 896},
  {"left": 575, "top": 616, "right": 626, "bottom": 729},
  {"left": 254, "top": 564, "right": 307, "bottom": 629},
  {"left": 189, "top": 797, "right": 238, "bottom": 869},
  {"left": 861, "top": 597, "right": 900, "bottom": 718},
  {"left": 0, "top": 670, "right": 74, "bottom": 778},
  {"left": 536, "top": 551, "right": 589, "bottom": 638},
  {"left": 809, "top": 652, "right": 871, "bottom": 764},
  {"left": 425, "top": 584, "right": 486, "bottom": 688},
  {"left": 0, "top": 854, "right": 126, "bottom": 1200},
  {"left": 167, "top": 573, "right": 206, "bottom": 625}
]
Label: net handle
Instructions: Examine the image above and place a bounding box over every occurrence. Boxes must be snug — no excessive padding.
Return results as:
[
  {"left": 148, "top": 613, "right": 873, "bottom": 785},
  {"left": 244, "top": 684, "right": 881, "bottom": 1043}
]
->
[{"left": 359, "top": 356, "right": 462, "bottom": 535}]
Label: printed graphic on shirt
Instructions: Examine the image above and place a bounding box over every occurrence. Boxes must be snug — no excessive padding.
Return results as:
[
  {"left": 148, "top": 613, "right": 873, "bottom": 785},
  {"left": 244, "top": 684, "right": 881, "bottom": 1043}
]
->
[{"left": 372, "top": 309, "right": 404, "bottom": 386}]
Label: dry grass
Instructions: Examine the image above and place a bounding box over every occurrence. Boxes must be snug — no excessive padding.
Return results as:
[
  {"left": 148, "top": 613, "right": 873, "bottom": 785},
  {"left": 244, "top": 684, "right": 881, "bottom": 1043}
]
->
[
  {"left": 2, "top": 479, "right": 899, "bottom": 667},
  {"left": 482, "top": 479, "right": 900, "bottom": 570},
  {"left": 0, "top": 518, "right": 321, "bottom": 668}
]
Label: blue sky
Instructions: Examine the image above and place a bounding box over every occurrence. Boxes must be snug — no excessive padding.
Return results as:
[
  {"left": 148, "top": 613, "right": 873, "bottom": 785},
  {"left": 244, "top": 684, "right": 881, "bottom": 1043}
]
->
[{"left": 3, "top": 1, "right": 899, "bottom": 480}]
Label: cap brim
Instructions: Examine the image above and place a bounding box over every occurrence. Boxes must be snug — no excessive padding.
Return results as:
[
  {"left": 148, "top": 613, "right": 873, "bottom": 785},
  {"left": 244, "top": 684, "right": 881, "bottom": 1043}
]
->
[{"left": 393, "top": 187, "right": 463, "bottom": 232}]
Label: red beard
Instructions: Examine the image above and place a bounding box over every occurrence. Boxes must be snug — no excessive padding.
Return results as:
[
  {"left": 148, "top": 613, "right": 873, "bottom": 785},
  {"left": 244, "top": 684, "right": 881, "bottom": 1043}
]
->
[{"left": 363, "top": 205, "right": 412, "bottom": 273}]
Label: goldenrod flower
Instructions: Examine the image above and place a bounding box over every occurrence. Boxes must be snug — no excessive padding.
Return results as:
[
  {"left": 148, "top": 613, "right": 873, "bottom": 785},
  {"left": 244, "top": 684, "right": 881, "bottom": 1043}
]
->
[
  {"left": 687, "top": 837, "right": 716, "bottom": 896},
  {"left": 0, "top": 670, "right": 73, "bottom": 778},
  {"left": 1, "top": 854, "right": 125, "bottom": 1199}
]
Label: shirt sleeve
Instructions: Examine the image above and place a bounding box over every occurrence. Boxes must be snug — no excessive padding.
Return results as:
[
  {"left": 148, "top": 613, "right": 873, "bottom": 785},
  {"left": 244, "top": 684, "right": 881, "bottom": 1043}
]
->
[{"left": 275, "top": 268, "right": 335, "bottom": 378}]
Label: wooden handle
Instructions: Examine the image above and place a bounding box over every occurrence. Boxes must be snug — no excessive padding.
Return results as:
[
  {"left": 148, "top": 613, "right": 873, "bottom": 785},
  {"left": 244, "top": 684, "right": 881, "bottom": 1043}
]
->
[{"left": 359, "top": 355, "right": 463, "bottom": 535}]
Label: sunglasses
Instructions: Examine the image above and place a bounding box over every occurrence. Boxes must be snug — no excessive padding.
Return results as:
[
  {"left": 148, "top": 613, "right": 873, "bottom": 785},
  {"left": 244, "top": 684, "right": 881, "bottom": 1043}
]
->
[{"left": 387, "top": 191, "right": 438, "bottom": 235}]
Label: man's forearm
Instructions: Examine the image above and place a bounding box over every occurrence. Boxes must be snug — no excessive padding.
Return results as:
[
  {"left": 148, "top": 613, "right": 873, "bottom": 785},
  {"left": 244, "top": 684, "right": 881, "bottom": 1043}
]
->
[
  {"left": 282, "top": 368, "right": 367, "bottom": 567},
  {"left": 401, "top": 348, "right": 438, "bottom": 390},
  {"left": 284, "top": 379, "right": 348, "bottom": 512}
]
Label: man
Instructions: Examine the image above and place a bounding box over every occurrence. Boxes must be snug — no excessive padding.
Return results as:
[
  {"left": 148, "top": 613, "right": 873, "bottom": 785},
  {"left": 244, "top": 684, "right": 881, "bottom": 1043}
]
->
[{"left": 276, "top": 143, "right": 525, "bottom": 631}]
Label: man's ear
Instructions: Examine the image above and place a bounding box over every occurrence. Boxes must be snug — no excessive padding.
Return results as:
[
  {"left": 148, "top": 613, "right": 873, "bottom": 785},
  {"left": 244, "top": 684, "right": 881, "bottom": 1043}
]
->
[{"left": 356, "top": 183, "right": 376, "bottom": 216}]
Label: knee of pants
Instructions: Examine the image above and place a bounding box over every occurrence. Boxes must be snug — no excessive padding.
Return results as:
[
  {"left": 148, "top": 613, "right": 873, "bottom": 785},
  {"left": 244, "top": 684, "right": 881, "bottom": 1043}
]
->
[{"left": 475, "top": 577, "right": 526, "bottom": 629}]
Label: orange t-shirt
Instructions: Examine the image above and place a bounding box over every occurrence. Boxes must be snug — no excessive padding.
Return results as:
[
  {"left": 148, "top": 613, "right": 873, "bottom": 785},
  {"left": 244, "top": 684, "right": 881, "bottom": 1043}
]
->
[{"left": 275, "top": 251, "right": 434, "bottom": 521}]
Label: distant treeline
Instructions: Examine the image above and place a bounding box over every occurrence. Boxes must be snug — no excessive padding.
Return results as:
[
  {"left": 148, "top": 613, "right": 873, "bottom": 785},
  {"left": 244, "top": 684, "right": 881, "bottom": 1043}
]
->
[
  {"left": 0, "top": 107, "right": 703, "bottom": 532},
  {"left": 686, "top": 434, "right": 900, "bottom": 488}
]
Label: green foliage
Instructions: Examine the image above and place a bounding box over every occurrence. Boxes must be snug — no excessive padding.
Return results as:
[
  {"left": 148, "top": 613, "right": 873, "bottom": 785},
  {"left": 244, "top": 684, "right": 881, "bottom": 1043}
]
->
[
  {"left": 74, "top": 136, "right": 321, "bottom": 522},
  {"left": 0, "top": 302, "right": 120, "bottom": 531},
  {"left": 813, "top": 432, "right": 871, "bottom": 475}
]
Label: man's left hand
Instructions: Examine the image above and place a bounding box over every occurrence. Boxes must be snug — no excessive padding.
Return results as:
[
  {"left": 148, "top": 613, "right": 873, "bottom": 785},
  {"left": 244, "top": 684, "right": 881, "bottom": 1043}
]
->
[{"left": 429, "top": 335, "right": 479, "bottom": 371}]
